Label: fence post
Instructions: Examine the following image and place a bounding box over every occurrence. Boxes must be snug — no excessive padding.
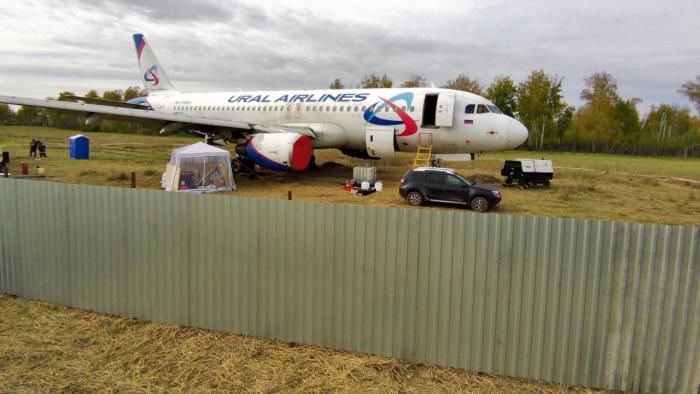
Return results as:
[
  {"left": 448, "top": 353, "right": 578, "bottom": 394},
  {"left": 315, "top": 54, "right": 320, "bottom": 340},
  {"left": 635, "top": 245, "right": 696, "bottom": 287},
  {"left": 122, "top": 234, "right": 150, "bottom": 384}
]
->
[{"left": 131, "top": 171, "right": 136, "bottom": 188}]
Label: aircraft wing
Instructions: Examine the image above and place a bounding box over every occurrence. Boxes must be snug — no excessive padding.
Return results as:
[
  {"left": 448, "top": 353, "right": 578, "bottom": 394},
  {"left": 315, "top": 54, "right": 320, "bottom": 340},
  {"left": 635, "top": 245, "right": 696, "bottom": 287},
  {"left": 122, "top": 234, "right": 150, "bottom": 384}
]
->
[
  {"left": 0, "top": 94, "right": 251, "bottom": 132},
  {"left": 0, "top": 95, "right": 320, "bottom": 139},
  {"left": 60, "top": 95, "right": 149, "bottom": 110}
]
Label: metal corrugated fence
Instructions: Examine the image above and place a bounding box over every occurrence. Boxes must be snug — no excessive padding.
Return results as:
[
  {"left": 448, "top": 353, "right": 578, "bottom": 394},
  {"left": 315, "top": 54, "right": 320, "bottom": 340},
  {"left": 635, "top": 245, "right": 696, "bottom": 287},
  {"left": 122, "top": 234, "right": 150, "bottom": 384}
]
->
[{"left": 0, "top": 178, "right": 698, "bottom": 393}]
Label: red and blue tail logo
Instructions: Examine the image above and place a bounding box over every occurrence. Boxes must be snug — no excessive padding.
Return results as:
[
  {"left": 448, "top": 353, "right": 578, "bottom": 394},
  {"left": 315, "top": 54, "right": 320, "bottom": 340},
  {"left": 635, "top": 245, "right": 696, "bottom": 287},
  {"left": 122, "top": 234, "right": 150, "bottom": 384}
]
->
[
  {"left": 363, "top": 92, "right": 418, "bottom": 136},
  {"left": 133, "top": 34, "right": 146, "bottom": 58},
  {"left": 143, "top": 65, "right": 160, "bottom": 87}
]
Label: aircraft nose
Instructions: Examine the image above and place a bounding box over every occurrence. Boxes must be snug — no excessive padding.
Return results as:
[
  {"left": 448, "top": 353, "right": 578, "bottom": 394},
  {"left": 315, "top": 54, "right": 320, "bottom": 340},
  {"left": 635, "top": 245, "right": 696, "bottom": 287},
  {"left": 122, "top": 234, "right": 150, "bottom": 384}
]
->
[{"left": 507, "top": 118, "right": 528, "bottom": 149}]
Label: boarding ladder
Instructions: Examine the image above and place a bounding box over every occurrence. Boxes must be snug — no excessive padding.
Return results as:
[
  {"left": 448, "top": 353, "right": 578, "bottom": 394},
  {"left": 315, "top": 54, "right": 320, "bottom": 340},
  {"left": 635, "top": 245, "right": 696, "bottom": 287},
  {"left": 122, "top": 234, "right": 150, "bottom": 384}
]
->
[{"left": 413, "top": 144, "right": 433, "bottom": 168}]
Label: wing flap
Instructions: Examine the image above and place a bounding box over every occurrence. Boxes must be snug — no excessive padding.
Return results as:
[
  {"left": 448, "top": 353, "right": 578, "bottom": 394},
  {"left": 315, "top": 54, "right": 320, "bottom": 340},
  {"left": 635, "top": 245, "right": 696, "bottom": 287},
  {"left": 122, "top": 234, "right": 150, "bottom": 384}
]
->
[{"left": 61, "top": 95, "right": 148, "bottom": 110}]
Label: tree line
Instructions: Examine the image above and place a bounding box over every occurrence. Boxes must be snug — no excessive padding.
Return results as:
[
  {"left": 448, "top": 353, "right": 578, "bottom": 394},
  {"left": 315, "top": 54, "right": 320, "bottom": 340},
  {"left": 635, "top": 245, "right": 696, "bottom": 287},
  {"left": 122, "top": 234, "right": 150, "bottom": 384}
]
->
[
  {"left": 0, "top": 86, "right": 156, "bottom": 134},
  {"left": 1, "top": 73, "right": 699, "bottom": 157}
]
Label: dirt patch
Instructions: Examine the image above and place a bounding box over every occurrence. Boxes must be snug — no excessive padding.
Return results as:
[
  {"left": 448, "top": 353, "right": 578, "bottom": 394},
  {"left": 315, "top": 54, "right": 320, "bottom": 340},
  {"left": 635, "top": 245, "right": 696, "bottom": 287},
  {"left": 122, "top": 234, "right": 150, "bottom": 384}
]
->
[{"left": 468, "top": 173, "right": 502, "bottom": 184}]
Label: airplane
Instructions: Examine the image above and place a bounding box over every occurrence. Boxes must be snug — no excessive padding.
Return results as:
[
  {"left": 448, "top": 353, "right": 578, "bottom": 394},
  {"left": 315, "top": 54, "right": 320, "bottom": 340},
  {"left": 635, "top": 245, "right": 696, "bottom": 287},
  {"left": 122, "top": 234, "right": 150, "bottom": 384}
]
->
[{"left": 0, "top": 34, "right": 528, "bottom": 172}]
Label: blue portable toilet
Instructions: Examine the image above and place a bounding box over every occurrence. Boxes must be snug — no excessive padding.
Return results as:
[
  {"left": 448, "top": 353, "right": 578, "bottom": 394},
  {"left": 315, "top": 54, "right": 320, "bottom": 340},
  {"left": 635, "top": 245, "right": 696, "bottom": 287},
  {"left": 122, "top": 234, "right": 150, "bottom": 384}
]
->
[{"left": 69, "top": 134, "right": 89, "bottom": 160}]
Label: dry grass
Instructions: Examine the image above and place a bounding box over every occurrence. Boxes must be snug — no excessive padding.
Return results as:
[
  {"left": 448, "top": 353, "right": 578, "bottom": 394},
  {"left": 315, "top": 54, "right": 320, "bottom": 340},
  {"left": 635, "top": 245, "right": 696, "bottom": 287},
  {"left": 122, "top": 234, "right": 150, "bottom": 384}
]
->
[{"left": 0, "top": 294, "right": 610, "bottom": 393}]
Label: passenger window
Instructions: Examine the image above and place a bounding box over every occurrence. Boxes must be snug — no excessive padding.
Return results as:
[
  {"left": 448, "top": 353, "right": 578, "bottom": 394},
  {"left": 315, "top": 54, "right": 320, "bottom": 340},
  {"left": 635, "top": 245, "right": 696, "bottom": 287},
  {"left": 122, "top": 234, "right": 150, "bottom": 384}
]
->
[
  {"left": 425, "top": 172, "right": 444, "bottom": 184},
  {"left": 340, "top": 106, "right": 344, "bottom": 112},
  {"left": 362, "top": 106, "right": 367, "bottom": 111},
  {"left": 333, "top": 106, "right": 337, "bottom": 111},
  {"left": 385, "top": 107, "right": 389, "bottom": 112},
  {"left": 477, "top": 104, "right": 490, "bottom": 114},
  {"left": 465, "top": 104, "right": 475, "bottom": 114},
  {"left": 445, "top": 174, "right": 465, "bottom": 187},
  {"left": 410, "top": 106, "right": 415, "bottom": 112}
]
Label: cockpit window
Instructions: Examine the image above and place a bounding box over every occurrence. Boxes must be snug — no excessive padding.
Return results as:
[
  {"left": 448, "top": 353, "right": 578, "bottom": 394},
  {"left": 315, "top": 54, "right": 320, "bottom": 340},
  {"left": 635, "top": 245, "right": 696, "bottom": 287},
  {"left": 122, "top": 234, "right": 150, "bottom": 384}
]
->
[
  {"left": 487, "top": 105, "right": 503, "bottom": 114},
  {"left": 477, "top": 104, "right": 490, "bottom": 114},
  {"left": 465, "top": 104, "right": 475, "bottom": 114}
]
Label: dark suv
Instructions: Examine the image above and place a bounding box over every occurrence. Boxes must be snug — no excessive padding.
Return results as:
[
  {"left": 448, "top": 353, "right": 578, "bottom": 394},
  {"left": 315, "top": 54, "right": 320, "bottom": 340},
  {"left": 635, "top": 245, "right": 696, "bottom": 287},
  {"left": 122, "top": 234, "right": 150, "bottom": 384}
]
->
[{"left": 399, "top": 167, "right": 501, "bottom": 212}]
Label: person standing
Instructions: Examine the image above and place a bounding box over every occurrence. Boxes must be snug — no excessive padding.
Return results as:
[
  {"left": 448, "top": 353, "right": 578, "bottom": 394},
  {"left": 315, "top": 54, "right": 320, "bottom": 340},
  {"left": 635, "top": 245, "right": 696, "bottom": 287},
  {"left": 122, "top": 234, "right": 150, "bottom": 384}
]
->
[
  {"left": 29, "top": 139, "right": 37, "bottom": 157},
  {"left": 37, "top": 140, "right": 47, "bottom": 158}
]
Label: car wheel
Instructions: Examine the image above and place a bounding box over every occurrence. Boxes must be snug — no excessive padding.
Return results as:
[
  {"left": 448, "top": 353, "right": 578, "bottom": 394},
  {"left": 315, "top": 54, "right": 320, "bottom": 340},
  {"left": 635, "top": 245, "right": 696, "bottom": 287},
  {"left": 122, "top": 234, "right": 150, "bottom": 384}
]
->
[
  {"left": 406, "top": 191, "right": 424, "bottom": 206},
  {"left": 470, "top": 196, "right": 490, "bottom": 212}
]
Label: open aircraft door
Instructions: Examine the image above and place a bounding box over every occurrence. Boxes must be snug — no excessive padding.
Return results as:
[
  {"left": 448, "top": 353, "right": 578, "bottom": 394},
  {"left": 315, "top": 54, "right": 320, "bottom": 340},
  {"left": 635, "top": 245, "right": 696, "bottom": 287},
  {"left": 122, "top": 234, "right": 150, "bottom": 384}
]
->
[
  {"left": 366, "top": 125, "right": 395, "bottom": 159},
  {"left": 435, "top": 92, "right": 455, "bottom": 127}
]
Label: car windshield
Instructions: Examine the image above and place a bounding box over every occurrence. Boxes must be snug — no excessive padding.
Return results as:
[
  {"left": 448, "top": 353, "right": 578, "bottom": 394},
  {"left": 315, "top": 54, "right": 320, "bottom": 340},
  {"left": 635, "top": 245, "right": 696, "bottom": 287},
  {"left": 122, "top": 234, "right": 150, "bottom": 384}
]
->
[{"left": 487, "top": 105, "right": 503, "bottom": 114}]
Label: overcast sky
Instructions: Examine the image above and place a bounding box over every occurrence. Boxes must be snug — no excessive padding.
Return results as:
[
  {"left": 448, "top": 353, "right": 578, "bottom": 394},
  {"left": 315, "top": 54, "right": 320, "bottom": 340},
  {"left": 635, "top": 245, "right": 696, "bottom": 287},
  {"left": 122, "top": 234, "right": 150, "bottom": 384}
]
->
[{"left": 1, "top": 0, "right": 698, "bottom": 114}]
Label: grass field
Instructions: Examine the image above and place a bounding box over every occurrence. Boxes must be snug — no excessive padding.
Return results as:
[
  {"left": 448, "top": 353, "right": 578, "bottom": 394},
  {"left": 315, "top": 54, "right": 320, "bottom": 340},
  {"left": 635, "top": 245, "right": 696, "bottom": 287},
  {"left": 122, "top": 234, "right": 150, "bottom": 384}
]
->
[
  {"left": 0, "top": 294, "right": 608, "bottom": 393},
  {"left": 1, "top": 126, "right": 699, "bottom": 225}
]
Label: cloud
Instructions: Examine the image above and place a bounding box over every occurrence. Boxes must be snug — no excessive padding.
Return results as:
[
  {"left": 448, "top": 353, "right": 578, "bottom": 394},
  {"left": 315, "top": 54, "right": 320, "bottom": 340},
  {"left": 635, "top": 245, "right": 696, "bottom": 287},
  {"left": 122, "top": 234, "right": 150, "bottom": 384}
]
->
[
  {"left": 71, "top": 0, "right": 240, "bottom": 22},
  {"left": 1, "top": 0, "right": 699, "bottom": 113}
]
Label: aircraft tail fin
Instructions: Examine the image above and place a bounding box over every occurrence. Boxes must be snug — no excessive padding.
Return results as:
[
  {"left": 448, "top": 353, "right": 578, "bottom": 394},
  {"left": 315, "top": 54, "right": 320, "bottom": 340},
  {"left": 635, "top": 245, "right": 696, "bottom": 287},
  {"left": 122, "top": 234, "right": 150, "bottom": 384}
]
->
[{"left": 132, "top": 34, "right": 176, "bottom": 94}]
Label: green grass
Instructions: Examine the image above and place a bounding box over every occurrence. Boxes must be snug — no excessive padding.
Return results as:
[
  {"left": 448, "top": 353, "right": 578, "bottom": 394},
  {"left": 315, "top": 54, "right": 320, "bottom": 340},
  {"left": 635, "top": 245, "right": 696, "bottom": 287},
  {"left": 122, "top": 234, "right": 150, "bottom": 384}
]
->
[{"left": 2, "top": 125, "right": 699, "bottom": 226}]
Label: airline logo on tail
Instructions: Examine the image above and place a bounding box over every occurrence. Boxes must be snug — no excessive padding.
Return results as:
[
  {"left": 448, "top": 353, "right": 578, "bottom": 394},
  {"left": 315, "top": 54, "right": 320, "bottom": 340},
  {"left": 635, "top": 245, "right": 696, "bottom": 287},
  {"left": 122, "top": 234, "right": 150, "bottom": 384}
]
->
[
  {"left": 363, "top": 92, "right": 418, "bottom": 136},
  {"left": 134, "top": 34, "right": 146, "bottom": 58},
  {"left": 144, "top": 65, "right": 160, "bottom": 87}
]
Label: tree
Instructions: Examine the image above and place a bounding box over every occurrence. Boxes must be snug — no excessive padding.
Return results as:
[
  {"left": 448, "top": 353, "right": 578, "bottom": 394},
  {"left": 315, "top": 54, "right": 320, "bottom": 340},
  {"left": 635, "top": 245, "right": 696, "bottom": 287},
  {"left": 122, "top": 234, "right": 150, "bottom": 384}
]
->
[
  {"left": 85, "top": 89, "right": 100, "bottom": 99},
  {"left": 401, "top": 74, "right": 426, "bottom": 88},
  {"left": 680, "top": 76, "right": 700, "bottom": 113},
  {"left": 15, "top": 106, "right": 45, "bottom": 126},
  {"left": 613, "top": 98, "right": 642, "bottom": 149},
  {"left": 46, "top": 91, "right": 81, "bottom": 129},
  {"left": 102, "top": 89, "right": 124, "bottom": 102},
  {"left": 485, "top": 76, "right": 518, "bottom": 117},
  {"left": 329, "top": 79, "right": 345, "bottom": 89},
  {"left": 361, "top": 73, "right": 392, "bottom": 88},
  {"left": 123, "top": 86, "right": 145, "bottom": 101},
  {"left": 0, "top": 104, "right": 15, "bottom": 125},
  {"left": 442, "top": 74, "right": 483, "bottom": 95},
  {"left": 555, "top": 105, "right": 575, "bottom": 145},
  {"left": 517, "top": 70, "right": 565, "bottom": 149}
]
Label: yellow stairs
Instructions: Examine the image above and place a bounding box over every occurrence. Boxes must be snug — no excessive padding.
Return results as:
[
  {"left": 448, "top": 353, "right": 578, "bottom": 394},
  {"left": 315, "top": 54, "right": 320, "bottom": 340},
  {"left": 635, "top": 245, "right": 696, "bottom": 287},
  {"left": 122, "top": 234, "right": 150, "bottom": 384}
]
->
[{"left": 413, "top": 145, "right": 433, "bottom": 168}]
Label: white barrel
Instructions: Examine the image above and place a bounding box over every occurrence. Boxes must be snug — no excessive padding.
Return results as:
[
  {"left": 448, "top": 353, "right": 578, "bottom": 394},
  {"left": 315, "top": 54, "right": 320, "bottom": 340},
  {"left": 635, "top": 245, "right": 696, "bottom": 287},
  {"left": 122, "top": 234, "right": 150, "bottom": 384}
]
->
[
  {"left": 360, "top": 181, "right": 370, "bottom": 191},
  {"left": 374, "top": 181, "right": 383, "bottom": 192}
]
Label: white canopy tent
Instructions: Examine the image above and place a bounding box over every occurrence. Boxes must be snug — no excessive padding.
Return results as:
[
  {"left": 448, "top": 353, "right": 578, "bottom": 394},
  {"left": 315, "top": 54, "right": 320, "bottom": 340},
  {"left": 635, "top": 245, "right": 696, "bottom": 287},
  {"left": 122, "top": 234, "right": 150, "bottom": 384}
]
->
[{"left": 161, "top": 142, "right": 235, "bottom": 192}]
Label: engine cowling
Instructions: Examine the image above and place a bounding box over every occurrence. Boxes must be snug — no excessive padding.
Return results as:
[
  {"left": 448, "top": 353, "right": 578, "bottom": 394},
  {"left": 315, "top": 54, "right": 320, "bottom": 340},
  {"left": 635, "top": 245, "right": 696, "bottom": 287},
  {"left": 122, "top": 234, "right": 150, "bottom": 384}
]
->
[{"left": 245, "top": 133, "right": 313, "bottom": 172}]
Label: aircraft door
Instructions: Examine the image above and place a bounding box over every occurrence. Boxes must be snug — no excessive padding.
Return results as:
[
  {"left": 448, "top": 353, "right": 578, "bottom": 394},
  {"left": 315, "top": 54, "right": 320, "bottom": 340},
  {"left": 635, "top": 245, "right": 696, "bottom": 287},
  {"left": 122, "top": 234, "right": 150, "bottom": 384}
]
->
[
  {"left": 366, "top": 125, "right": 395, "bottom": 159},
  {"left": 435, "top": 92, "right": 455, "bottom": 127}
]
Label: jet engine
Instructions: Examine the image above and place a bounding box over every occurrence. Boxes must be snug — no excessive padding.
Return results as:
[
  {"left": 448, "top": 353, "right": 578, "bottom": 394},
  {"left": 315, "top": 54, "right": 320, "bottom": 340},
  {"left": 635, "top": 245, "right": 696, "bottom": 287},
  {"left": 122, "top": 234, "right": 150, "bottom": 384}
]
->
[{"left": 238, "top": 133, "right": 313, "bottom": 172}]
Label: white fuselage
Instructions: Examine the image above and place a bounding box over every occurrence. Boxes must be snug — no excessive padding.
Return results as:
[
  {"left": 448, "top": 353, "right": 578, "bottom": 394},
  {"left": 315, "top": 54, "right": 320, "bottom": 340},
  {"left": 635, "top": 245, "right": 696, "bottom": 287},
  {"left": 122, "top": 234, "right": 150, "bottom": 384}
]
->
[{"left": 147, "top": 87, "right": 528, "bottom": 156}]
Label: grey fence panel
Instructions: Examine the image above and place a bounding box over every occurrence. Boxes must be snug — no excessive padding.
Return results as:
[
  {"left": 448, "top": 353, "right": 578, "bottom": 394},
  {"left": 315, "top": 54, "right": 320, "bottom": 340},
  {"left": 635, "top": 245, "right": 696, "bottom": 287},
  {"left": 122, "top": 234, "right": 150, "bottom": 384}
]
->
[{"left": 0, "top": 178, "right": 698, "bottom": 393}]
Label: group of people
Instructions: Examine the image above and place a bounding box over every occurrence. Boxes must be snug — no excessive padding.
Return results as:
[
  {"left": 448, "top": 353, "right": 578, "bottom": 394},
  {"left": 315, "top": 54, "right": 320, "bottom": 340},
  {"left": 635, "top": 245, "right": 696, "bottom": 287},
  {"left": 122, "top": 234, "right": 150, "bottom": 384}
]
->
[{"left": 29, "top": 139, "right": 47, "bottom": 158}]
